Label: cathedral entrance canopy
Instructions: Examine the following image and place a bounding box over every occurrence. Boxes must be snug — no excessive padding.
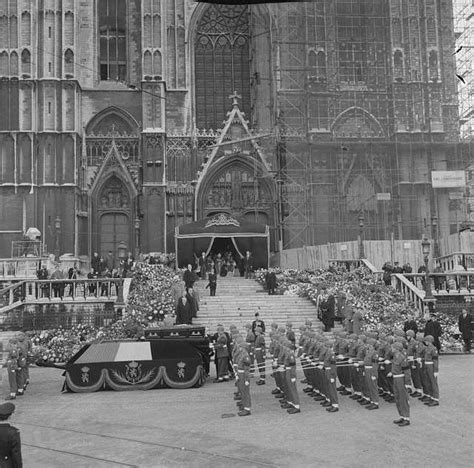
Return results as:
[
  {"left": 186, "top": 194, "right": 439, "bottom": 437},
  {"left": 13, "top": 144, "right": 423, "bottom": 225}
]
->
[{"left": 175, "top": 214, "right": 269, "bottom": 269}]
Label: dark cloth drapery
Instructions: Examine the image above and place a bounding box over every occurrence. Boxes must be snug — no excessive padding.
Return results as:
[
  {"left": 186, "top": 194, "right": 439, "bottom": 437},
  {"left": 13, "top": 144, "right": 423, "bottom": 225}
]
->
[{"left": 176, "top": 216, "right": 269, "bottom": 270}]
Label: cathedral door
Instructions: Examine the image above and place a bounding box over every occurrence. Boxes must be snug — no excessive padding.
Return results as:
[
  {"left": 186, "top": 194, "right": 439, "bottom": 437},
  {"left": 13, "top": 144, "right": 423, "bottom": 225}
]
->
[
  {"left": 97, "top": 175, "right": 132, "bottom": 269},
  {"left": 99, "top": 213, "right": 129, "bottom": 269}
]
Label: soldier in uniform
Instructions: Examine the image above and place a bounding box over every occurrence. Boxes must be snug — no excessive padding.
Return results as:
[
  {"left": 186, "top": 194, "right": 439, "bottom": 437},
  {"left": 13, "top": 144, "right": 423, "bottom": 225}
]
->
[
  {"left": 322, "top": 338, "right": 339, "bottom": 412},
  {"left": 4, "top": 338, "right": 22, "bottom": 401},
  {"left": 404, "top": 330, "right": 418, "bottom": 397},
  {"left": 415, "top": 332, "right": 431, "bottom": 402},
  {"left": 254, "top": 326, "right": 266, "bottom": 385},
  {"left": 422, "top": 335, "right": 440, "bottom": 406},
  {"left": 282, "top": 338, "right": 301, "bottom": 414},
  {"left": 244, "top": 323, "right": 256, "bottom": 377},
  {"left": 390, "top": 341, "right": 410, "bottom": 426},
  {"left": 286, "top": 322, "right": 296, "bottom": 350},
  {"left": 363, "top": 338, "right": 380, "bottom": 410},
  {"left": 15, "top": 334, "right": 29, "bottom": 393},
  {"left": 0, "top": 402, "right": 22, "bottom": 467},
  {"left": 236, "top": 342, "right": 252, "bottom": 416}
]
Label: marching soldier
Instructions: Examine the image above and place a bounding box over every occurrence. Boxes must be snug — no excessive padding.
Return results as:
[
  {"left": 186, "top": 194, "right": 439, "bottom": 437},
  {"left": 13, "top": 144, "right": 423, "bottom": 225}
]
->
[{"left": 390, "top": 341, "right": 410, "bottom": 426}]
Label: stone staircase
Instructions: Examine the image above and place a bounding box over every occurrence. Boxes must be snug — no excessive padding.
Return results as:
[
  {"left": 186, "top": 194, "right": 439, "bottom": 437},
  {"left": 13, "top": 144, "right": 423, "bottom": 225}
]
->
[{"left": 193, "top": 276, "right": 322, "bottom": 335}]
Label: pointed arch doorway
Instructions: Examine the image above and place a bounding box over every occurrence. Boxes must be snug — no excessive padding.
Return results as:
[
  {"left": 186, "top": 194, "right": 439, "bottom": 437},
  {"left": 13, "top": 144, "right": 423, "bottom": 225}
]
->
[{"left": 95, "top": 175, "right": 133, "bottom": 270}]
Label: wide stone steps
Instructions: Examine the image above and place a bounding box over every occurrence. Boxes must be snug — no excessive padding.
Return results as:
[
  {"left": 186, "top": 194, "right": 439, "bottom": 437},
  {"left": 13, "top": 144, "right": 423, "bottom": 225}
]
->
[{"left": 192, "top": 277, "right": 321, "bottom": 334}]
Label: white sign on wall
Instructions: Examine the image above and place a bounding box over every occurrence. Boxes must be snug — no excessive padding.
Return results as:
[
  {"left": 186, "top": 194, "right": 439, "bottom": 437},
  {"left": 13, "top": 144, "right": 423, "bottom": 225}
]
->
[{"left": 431, "top": 171, "right": 466, "bottom": 188}]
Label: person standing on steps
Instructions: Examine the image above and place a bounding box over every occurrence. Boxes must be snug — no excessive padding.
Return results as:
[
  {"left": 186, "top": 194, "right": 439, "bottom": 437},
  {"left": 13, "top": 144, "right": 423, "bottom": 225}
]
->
[
  {"left": 206, "top": 268, "right": 217, "bottom": 297},
  {"left": 251, "top": 312, "right": 265, "bottom": 334},
  {"left": 186, "top": 286, "right": 199, "bottom": 319},
  {"left": 243, "top": 250, "right": 254, "bottom": 279},
  {"left": 175, "top": 293, "right": 192, "bottom": 325},
  {"left": 183, "top": 263, "right": 197, "bottom": 289},
  {"left": 198, "top": 251, "right": 207, "bottom": 281}
]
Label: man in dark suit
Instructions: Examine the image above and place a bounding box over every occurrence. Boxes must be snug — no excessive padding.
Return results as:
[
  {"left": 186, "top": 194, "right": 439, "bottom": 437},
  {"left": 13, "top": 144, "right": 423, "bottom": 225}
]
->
[
  {"left": 175, "top": 293, "right": 191, "bottom": 325},
  {"left": 183, "top": 264, "right": 197, "bottom": 289},
  {"left": 458, "top": 308, "right": 472, "bottom": 353},
  {"left": 403, "top": 313, "right": 418, "bottom": 335},
  {"left": 186, "top": 286, "right": 199, "bottom": 318},
  {"left": 0, "top": 402, "right": 22, "bottom": 467},
  {"left": 424, "top": 312, "right": 442, "bottom": 352}
]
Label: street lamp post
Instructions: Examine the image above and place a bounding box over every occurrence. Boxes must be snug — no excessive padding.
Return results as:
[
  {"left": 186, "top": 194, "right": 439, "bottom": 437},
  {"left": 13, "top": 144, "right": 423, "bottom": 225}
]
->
[
  {"left": 54, "top": 216, "right": 61, "bottom": 260},
  {"left": 134, "top": 216, "right": 140, "bottom": 257},
  {"left": 421, "top": 236, "right": 434, "bottom": 302},
  {"left": 358, "top": 211, "right": 365, "bottom": 259},
  {"left": 431, "top": 215, "right": 440, "bottom": 258}
]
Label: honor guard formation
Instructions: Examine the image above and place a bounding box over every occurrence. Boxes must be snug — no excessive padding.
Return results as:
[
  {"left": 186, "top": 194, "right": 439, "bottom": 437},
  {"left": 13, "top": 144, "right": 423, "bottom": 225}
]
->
[{"left": 211, "top": 319, "right": 440, "bottom": 425}]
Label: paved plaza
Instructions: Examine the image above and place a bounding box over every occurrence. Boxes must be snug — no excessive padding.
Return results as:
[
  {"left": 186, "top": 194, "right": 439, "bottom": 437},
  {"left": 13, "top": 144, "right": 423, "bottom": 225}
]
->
[{"left": 1, "top": 354, "right": 473, "bottom": 467}]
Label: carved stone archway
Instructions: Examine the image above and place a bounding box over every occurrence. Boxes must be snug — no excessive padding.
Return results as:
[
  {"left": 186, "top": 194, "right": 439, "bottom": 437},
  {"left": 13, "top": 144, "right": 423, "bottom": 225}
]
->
[{"left": 196, "top": 155, "right": 274, "bottom": 226}]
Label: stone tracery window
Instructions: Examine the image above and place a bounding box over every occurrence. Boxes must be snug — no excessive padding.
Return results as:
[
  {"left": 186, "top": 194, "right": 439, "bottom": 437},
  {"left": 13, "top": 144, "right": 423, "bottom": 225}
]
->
[{"left": 194, "top": 3, "right": 251, "bottom": 129}]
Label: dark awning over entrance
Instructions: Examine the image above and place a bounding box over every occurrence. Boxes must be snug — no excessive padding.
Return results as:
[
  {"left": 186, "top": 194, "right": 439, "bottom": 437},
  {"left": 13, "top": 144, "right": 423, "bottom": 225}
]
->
[{"left": 175, "top": 214, "right": 269, "bottom": 269}]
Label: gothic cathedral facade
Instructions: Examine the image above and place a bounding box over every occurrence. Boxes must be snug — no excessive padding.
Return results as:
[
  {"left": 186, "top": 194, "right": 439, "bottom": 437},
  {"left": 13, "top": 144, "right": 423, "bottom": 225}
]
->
[{"left": 0, "top": 0, "right": 467, "bottom": 261}]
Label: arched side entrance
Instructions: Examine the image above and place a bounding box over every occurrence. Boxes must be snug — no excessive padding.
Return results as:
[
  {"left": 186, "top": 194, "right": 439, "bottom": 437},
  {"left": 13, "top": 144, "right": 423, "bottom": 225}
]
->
[{"left": 96, "top": 176, "right": 131, "bottom": 269}]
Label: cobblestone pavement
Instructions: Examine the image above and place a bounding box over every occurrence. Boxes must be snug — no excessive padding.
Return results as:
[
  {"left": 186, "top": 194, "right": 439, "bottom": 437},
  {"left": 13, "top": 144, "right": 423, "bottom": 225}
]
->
[{"left": 1, "top": 354, "right": 473, "bottom": 468}]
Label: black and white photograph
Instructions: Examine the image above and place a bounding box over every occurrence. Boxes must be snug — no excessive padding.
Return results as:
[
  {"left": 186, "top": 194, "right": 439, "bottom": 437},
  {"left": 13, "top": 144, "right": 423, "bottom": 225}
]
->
[{"left": 0, "top": 0, "right": 473, "bottom": 466}]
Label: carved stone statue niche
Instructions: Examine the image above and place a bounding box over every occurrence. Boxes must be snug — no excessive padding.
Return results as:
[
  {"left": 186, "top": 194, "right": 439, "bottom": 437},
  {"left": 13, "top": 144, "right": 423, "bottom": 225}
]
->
[{"left": 99, "top": 176, "right": 130, "bottom": 210}]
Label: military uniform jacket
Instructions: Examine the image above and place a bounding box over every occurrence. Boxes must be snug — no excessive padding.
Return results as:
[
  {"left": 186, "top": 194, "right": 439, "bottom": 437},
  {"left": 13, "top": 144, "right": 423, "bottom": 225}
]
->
[
  {"left": 424, "top": 343, "right": 439, "bottom": 373},
  {"left": 363, "top": 345, "right": 378, "bottom": 371},
  {"left": 391, "top": 351, "right": 408, "bottom": 375},
  {"left": 406, "top": 339, "right": 417, "bottom": 360},
  {"left": 254, "top": 335, "right": 266, "bottom": 354},
  {"left": 323, "top": 348, "right": 337, "bottom": 377},
  {"left": 237, "top": 351, "right": 251, "bottom": 381},
  {"left": 0, "top": 423, "right": 22, "bottom": 468}
]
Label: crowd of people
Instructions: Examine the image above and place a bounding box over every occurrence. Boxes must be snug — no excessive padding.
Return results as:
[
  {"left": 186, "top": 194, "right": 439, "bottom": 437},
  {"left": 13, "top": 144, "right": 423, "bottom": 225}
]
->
[
  {"left": 172, "top": 250, "right": 256, "bottom": 325},
  {"left": 194, "top": 249, "right": 255, "bottom": 281}
]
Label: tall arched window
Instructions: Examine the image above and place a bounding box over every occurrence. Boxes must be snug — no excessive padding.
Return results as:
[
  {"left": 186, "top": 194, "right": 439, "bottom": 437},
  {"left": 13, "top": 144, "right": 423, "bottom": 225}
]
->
[
  {"left": 194, "top": 4, "right": 251, "bottom": 129},
  {"left": 99, "top": 0, "right": 126, "bottom": 81},
  {"left": 64, "top": 49, "right": 74, "bottom": 76}
]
